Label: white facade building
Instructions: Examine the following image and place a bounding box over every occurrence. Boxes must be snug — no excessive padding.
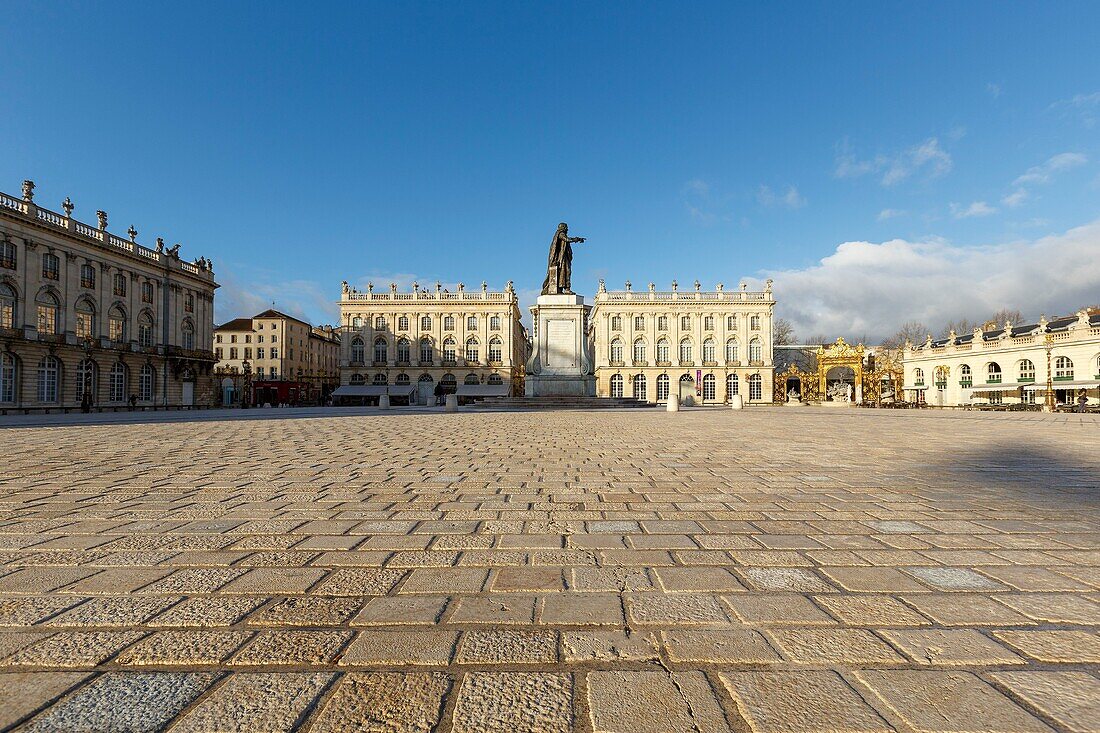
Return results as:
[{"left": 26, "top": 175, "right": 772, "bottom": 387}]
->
[{"left": 901, "top": 309, "right": 1100, "bottom": 408}]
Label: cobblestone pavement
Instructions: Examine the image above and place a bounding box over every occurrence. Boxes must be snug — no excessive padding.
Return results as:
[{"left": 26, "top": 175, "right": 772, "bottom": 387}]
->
[{"left": 0, "top": 407, "right": 1097, "bottom": 732}]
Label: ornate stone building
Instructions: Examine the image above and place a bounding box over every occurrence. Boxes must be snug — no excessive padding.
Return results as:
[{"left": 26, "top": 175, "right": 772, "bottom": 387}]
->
[
  {"left": 0, "top": 180, "right": 218, "bottom": 410},
  {"left": 590, "top": 279, "right": 776, "bottom": 404},
  {"left": 901, "top": 309, "right": 1100, "bottom": 408},
  {"left": 336, "top": 280, "right": 527, "bottom": 403}
]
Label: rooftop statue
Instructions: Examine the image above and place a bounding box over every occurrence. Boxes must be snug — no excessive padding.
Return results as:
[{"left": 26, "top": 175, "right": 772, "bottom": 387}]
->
[{"left": 540, "top": 222, "right": 586, "bottom": 296}]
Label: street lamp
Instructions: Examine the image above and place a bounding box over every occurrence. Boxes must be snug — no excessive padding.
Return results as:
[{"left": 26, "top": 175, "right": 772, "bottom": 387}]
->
[
  {"left": 1043, "top": 334, "right": 1055, "bottom": 413},
  {"left": 241, "top": 359, "right": 252, "bottom": 409}
]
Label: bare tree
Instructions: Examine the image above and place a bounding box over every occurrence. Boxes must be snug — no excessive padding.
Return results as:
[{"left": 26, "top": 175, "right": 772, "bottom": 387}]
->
[
  {"left": 881, "top": 320, "right": 929, "bottom": 350},
  {"left": 805, "top": 334, "right": 831, "bottom": 346},
  {"left": 773, "top": 318, "right": 796, "bottom": 346},
  {"left": 988, "top": 308, "right": 1026, "bottom": 328},
  {"left": 939, "top": 318, "right": 977, "bottom": 339}
]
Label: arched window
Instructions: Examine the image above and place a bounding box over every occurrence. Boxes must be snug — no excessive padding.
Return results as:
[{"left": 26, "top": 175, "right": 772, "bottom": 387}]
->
[
  {"left": 395, "top": 373, "right": 410, "bottom": 385},
  {"left": 703, "top": 338, "right": 716, "bottom": 363},
  {"left": 1054, "top": 356, "right": 1074, "bottom": 380},
  {"left": 610, "top": 373, "right": 624, "bottom": 397},
  {"left": 610, "top": 338, "right": 624, "bottom": 363},
  {"left": 138, "top": 312, "right": 155, "bottom": 348},
  {"left": 465, "top": 338, "right": 479, "bottom": 363},
  {"left": 749, "top": 337, "right": 762, "bottom": 363},
  {"left": 726, "top": 373, "right": 739, "bottom": 397},
  {"left": 656, "top": 373, "right": 670, "bottom": 401},
  {"left": 657, "top": 338, "right": 670, "bottom": 363},
  {"left": 959, "top": 364, "right": 973, "bottom": 385},
  {"left": 1018, "top": 359, "right": 1036, "bottom": 382},
  {"left": 419, "top": 337, "right": 433, "bottom": 364},
  {"left": 350, "top": 373, "right": 366, "bottom": 385},
  {"left": 935, "top": 366, "right": 949, "bottom": 387},
  {"left": 726, "top": 315, "right": 737, "bottom": 330},
  {"left": 0, "top": 284, "right": 16, "bottom": 329},
  {"left": 350, "top": 337, "right": 365, "bottom": 363},
  {"left": 108, "top": 305, "right": 126, "bottom": 343},
  {"left": 0, "top": 352, "right": 15, "bottom": 403},
  {"left": 632, "top": 374, "right": 647, "bottom": 400},
  {"left": 76, "top": 359, "right": 97, "bottom": 402},
  {"left": 748, "top": 373, "right": 762, "bottom": 400},
  {"left": 464, "top": 373, "right": 479, "bottom": 385},
  {"left": 398, "top": 315, "right": 409, "bottom": 331},
  {"left": 396, "top": 338, "right": 411, "bottom": 364},
  {"left": 444, "top": 315, "right": 455, "bottom": 331},
  {"left": 75, "top": 299, "right": 96, "bottom": 339},
  {"left": 109, "top": 362, "right": 127, "bottom": 403},
  {"left": 633, "top": 315, "right": 644, "bottom": 331},
  {"left": 373, "top": 337, "right": 388, "bottom": 363},
  {"left": 373, "top": 373, "right": 388, "bottom": 385},
  {"left": 726, "top": 338, "right": 739, "bottom": 363},
  {"left": 632, "top": 338, "right": 646, "bottom": 363},
  {"left": 139, "top": 364, "right": 155, "bottom": 401},
  {"left": 442, "top": 338, "right": 456, "bottom": 363},
  {"left": 374, "top": 316, "right": 386, "bottom": 330},
  {"left": 420, "top": 315, "right": 432, "bottom": 331},
  {"left": 611, "top": 315, "right": 622, "bottom": 331},
  {"left": 352, "top": 316, "right": 363, "bottom": 329},
  {"left": 466, "top": 316, "right": 478, "bottom": 331},
  {"left": 488, "top": 337, "right": 503, "bottom": 362},
  {"left": 80, "top": 263, "right": 96, "bottom": 289},
  {"left": 679, "top": 339, "right": 692, "bottom": 363},
  {"left": 750, "top": 315, "right": 761, "bottom": 331},
  {"left": 914, "top": 367, "right": 925, "bottom": 384},
  {"left": 0, "top": 239, "right": 15, "bottom": 269},
  {"left": 702, "top": 373, "right": 716, "bottom": 400},
  {"left": 440, "top": 373, "right": 457, "bottom": 392},
  {"left": 986, "top": 362, "right": 1002, "bottom": 383},
  {"left": 37, "top": 291, "right": 60, "bottom": 335},
  {"left": 181, "top": 319, "right": 195, "bottom": 351},
  {"left": 657, "top": 315, "right": 669, "bottom": 331},
  {"left": 680, "top": 315, "right": 691, "bottom": 331},
  {"left": 488, "top": 373, "right": 503, "bottom": 385},
  {"left": 37, "top": 356, "right": 59, "bottom": 402}
]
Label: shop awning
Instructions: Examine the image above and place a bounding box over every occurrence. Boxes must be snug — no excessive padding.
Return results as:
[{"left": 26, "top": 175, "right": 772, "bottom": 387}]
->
[
  {"left": 902, "top": 385, "right": 928, "bottom": 391},
  {"left": 968, "top": 383, "right": 1024, "bottom": 392},
  {"left": 332, "top": 385, "right": 418, "bottom": 397},
  {"left": 455, "top": 384, "right": 511, "bottom": 397},
  {"left": 1023, "top": 380, "right": 1100, "bottom": 390}
]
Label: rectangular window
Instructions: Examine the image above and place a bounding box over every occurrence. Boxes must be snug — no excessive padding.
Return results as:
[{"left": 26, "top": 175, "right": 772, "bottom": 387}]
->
[
  {"left": 256, "top": 348, "right": 264, "bottom": 359},
  {"left": 80, "top": 264, "right": 96, "bottom": 289},
  {"left": 270, "top": 348, "right": 278, "bottom": 359},
  {"left": 215, "top": 347, "right": 223, "bottom": 360},
  {"left": 42, "top": 253, "right": 59, "bottom": 280},
  {"left": 142, "top": 282, "right": 153, "bottom": 303},
  {"left": 229, "top": 347, "right": 238, "bottom": 360},
  {"left": 113, "top": 274, "right": 126, "bottom": 297},
  {"left": 76, "top": 312, "right": 94, "bottom": 339},
  {"left": 244, "top": 348, "right": 251, "bottom": 360},
  {"left": 0, "top": 241, "right": 15, "bottom": 269},
  {"left": 109, "top": 317, "right": 124, "bottom": 342}
]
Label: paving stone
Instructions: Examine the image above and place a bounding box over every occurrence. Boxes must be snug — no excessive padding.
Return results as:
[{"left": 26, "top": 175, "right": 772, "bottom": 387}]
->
[
  {"left": 0, "top": 567, "right": 99, "bottom": 593},
  {"left": 20, "top": 671, "right": 216, "bottom": 732},
  {"left": 572, "top": 567, "right": 653, "bottom": 591},
  {"left": 540, "top": 592, "right": 623, "bottom": 625},
  {"left": 0, "top": 671, "right": 90, "bottom": 730},
  {"left": 247, "top": 596, "right": 363, "bottom": 626},
  {"left": 993, "top": 593, "right": 1100, "bottom": 624},
  {"left": 902, "top": 594, "right": 1035, "bottom": 626},
  {"left": 398, "top": 568, "right": 490, "bottom": 593},
  {"left": 992, "top": 630, "right": 1100, "bottom": 663},
  {"left": 855, "top": 670, "right": 1052, "bottom": 733},
  {"left": 721, "top": 670, "right": 892, "bottom": 732},
  {"left": 141, "top": 568, "right": 246, "bottom": 594},
  {"left": 58, "top": 567, "right": 172, "bottom": 594},
  {"left": 741, "top": 567, "right": 835, "bottom": 593},
  {"left": 493, "top": 567, "right": 566, "bottom": 592},
  {"left": 170, "top": 672, "right": 334, "bottom": 732},
  {"left": 989, "top": 671, "right": 1099, "bottom": 733},
  {"left": 881, "top": 629, "right": 1026, "bottom": 666},
  {"left": 5, "top": 630, "right": 144, "bottom": 667},
  {"left": 341, "top": 629, "right": 460, "bottom": 666},
  {"left": 310, "top": 672, "right": 451, "bottom": 732},
  {"left": 655, "top": 566, "right": 746, "bottom": 592},
  {"left": 46, "top": 596, "right": 180, "bottom": 627},
  {"left": 313, "top": 567, "right": 406, "bottom": 595},
  {"left": 456, "top": 630, "right": 559, "bottom": 664},
  {"left": 814, "top": 594, "right": 932, "bottom": 626},
  {"left": 452, "top": 671, "right": 574, "bottom": 733},
  {"left": 662, "top": 628, "right": 780, "bottom": 663},
  {"left": 588, "top": 670, "right": 731, "bottom": 733},
  {"left": 450, "top": 595, "right": 538, "bottom": 625},
  {"left": 906, "top": 567, "right": 1007, "bottom": 591},
  {"left": 353, "top": 595, "right": 450, "bottom": 625},
  {"left": 221, "top": 568, "right": 328, "bottom": 594},
  {"left": 147, "top": 597, "right": 266, "bottom": 627},
  {"left": 561, "top": 630, "right": 660, "bottom": 662},
  {"left": 768, "top": 628, "right": 905, "bottom": 664},
  {"left": 230, "top": 630, "right": 352, "bottom": 665},
  {"left": 115, "top": 630, "right": 253, "bottom": 665},
  {"left": 821, "top": 566, "right": 931, "bottom": 593},
  {"left": 626, "top": 593, "right": 730, "bottom": 625},
  {"left": 724, "top": 593, "right": 836, "bottom": 625},
  {"left": 0, "top": 631, "right": 50, "bottom": 659},
  {"left": 0, "top": 596, "right": 81, "bottom": 626}
]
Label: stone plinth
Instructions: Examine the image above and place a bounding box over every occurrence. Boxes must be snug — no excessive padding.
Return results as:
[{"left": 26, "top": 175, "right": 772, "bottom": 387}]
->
[{"left": 525, "top": 294, "right": 595, "bottom": 397}]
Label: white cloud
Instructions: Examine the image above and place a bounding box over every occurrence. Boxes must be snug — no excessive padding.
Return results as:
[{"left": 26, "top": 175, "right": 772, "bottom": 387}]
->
[
  {"left": 1013, "top": 152, "right": 1087, "bottom": 186},
  {"left": 215, "top": 271, "right": 336, "bottom": 326},
  {"left": 758, "top": 185, "right": 806, "bottom": 209},
  {"left": 1001, "top": 189, "right": 1028, "bottom": 208},
  {"left": 763, "top": 220, "right": 1100, "bottom": 343},
  {"left": 950, "top": 201, "right": 997, "bottom": 219},
  {"left": 1049, "top": 91, "right": 1100, "bottom": 127},
  {"left": 877, "top": 208, "right": 906, "bottom": 221},
  {"left": 835, "top": 137, "right": 953, "bottom": 186}
]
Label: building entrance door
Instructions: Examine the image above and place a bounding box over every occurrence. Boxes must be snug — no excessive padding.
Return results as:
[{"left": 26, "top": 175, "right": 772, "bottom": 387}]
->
[
  {"left": 182, "top": 381, "right": 195, "bottom": 407},
  {"left": 418, "top": 377, "right": 434, "bottom": 405}
]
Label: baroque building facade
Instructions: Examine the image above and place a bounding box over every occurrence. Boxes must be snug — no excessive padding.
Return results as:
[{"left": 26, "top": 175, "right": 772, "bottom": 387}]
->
[
  {"left": 337, "top": 280, "right": 526, "bottom": 403},
  {"left": 901, "top": 309, "right": 1100, "bottom": 408},
  {"left": 214, "top": 309, "right": 340, "bottom": 406},
  {"left": 590, "top": 279, "right": 776, "bottom": 404},
  {"left": 0, "top": 180, "right": 218, "bottom": 410}
]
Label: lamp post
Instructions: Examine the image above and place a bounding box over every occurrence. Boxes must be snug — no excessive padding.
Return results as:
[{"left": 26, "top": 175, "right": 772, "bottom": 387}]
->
[
  {"left": 241, "top": 360, "right": 252, "bottom": 409},
  {"left": 1043, "top": 334, "right": 1055, "bottom": 413}
]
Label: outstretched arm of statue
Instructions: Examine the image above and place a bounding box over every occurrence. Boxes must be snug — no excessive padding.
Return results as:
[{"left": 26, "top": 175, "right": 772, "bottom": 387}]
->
[{"left": 570, "top": 237, "right": 586, "bottom": 244}]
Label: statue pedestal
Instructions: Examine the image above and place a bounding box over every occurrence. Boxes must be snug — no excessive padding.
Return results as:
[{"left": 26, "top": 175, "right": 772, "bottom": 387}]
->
[{"left": 525, "top": 294, "right": 595, "bottom": 397}]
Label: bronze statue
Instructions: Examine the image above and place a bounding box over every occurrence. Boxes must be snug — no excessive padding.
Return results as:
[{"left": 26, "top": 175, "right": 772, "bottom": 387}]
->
[{"left": 541, "top": 222, "right": 586, "bottom": 295}]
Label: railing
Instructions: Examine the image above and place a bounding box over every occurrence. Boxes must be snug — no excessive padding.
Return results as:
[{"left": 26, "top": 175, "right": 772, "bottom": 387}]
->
[
  {"left": 601, "top": 290, "right": 770, "bottom": 302},
  {"left": 0, "top": 193, "right": 24, "bottom": 213},
  {"left": 347, "top": 290, "right": 515, "bottom": 302}
]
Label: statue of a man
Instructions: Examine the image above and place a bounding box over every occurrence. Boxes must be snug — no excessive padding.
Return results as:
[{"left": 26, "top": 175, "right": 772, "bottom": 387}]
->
[{"left": 541, "top": 222, "right": 586, "bottom": 295}]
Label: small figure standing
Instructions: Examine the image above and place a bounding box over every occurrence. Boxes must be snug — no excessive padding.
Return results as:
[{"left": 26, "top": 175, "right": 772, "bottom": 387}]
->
[{"left": 540, "top": 222, "right": 586, "bottom": 295}]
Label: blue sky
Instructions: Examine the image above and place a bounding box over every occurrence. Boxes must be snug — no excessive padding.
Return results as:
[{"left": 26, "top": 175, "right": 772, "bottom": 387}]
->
[{"left": 2, "top": 2, "right": 1098, "bottom": 340}]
